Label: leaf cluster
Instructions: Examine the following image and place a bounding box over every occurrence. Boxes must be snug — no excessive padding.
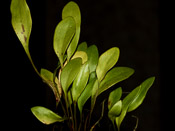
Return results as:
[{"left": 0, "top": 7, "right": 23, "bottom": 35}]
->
[{"left": 10, "top": 0, "right": 155, "bottom": 131}]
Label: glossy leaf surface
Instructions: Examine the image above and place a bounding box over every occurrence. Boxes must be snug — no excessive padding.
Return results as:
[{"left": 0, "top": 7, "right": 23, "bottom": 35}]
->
[
  {"left": 78, "top": 72, "right": 97, "bottom": 114},
  {"left": 53, "top": 17, "right": 76, "bottom": 67},
  {"left": 31, "top": 106, "right": 64, "bottom": 125},
  {"left": 62, "top": 1, "right": 81, "bottom": 61},
  {"left": 11, "top": 0, "right": 32, "bottom": 54},
  {"left": 86, "top": 45, "right": 99, "bottom": 73},
  {"left": 71, "top": 62, "right": 90, "bottom": 102},
  {"left": 108, "top": 87, "right": 122, "bottom": 110},
  {"left": 60, "top": 58, "right": 82, "bottom": 96},
  {"left": 99, "top": 67, "right": 134, "bottom": 95},
  {"left": 96, "top": 47, "right": 120, "bottom": 82},
  {"left": 127, "top": 77, "right": 155, "bottom": 112},
  {"left": 116, "top": 77, "right": 155, "bottom": 129}
]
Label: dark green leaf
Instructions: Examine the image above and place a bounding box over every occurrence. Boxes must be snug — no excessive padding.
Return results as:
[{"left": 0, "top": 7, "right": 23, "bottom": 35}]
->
[
  {"left": 62, "top": 1, "right": 81, "bottom": 61},
  {"left": 60, "top": 58, "right": 82, "bottom": 96},
  {"left": 77, "top": 72, "right": 97, "bottom": 114},
  {"left": 86, "top": 45, "right": 99, "bottom": 73},
  {"left": 99, "top": 67, "right": 134, "bottom": 95},
  {"left": 77, "top": 42, "right": 88, "bottom": 51},
  {"left": 53, "top": 17, "right": 76, "bottom": 68},
  {"left": 31, "top": 106, "right": 64, "bottom": 125},
  {"left": 71, "top": 62, "right": 90, "bottom": 102},
  {"left": 96, "top": 47, "right": 120, "bottom": 82}
]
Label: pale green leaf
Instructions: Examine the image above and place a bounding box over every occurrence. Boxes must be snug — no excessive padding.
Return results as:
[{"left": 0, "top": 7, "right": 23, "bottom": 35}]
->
[
  {"left": 71, "top": 62, "right": 90, "bottom": 102},
  {"left": 60, "top": 58, "right": 82, "bottom": 96},
  {"left": 108, "top": 87, "right": 122, "bottom": 110},
  {"left": 71, "top": 51, "right": 88, "bottom": 64},
  {"left": 11, "top": 0, "right": 32, "bottom": 54},
  {"left": 86, "top": 45, "right": 99, "bottom": 73},
  {"left": 62, "top": 1, "right": 81, "bottom": 61},
  {"left": 96, "top": 47, "right": 120, "bottom": 82},
  {"left": 53, "top": 17, "right": 76, "bottom": 68},
  {"left": 77, "top": 72, "right": 97, "bottom": 114},
  {"left": 99, "top": 67, "right": 134, "bottom": 95},
  {"left": 31, "top": 106, "right": 64, "bottom": 125}
]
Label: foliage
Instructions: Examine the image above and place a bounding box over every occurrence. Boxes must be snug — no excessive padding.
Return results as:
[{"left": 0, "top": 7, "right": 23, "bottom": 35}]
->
[{"left": 11, "top": 0, "right": 155, "bottom": 130}]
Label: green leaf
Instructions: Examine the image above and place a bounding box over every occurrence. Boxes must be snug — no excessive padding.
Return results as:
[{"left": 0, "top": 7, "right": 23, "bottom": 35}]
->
[
  {"left": 71, "top": 51, "right": 88, "bottom": 64},
  {"left": 115, "top": 77, "right": 155, "bottom": 129},
  {"left": 127, "top": 77, "right": 155, "bottom": 112},
  {"left": 77, "top": 72, "right": 97, "bottom": 114},
  {"left": 62, "top": 1, "right": 81, "bottom": 61},
  {"left": 99, "top": 67, "right": 134, "bottom": 95},
  {"left": 31, "top": 106, "right": 64, "bottom": 125},
  {"left": 53, "top": 17, "right": 76, "bottom": 68},
  {"left": 60, "top": 58, "right": 82, "bottom": 96},
  {"left": 86, "top": 45, "right": 99, "bottom": 73},
  {"left": 108, "top": 87, "right": 122, "bottom": 110},
  {"left": 96, "top": 47, "right": 120, "bottom": 82},
  {"left": 77, "top": 42, "right": 88, "bottom": 51},
  {"left": 71, "top": 62, "right": 90, "bottom": 102},
  {"left": 91, "top": 79, "right": 99, "bottom": 111},
  {"left": 40, "top": 68, "right": 61, "bottom": 102},
  {"left": 11, "top": 0, "right": 32, "bottom": 55},
  {"left": 108, "top": 100, "right": 122, "bottom": 120}
]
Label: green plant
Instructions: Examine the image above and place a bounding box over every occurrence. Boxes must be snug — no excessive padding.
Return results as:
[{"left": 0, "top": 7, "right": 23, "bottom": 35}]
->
[{"left": 10, "top": 0, "right": 155, "bottom": 131}]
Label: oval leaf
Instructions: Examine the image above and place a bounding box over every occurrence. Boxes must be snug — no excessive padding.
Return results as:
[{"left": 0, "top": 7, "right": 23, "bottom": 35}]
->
[
  {"left": 96, "top": 47, "right": 120, "bottom": 82},
  {"left": 31, "top": 106, "right": 64, "bottom": 125},
  {"left": 71, "top": 62, "right": 90, "bottom": 102},
  {"left": 60, "top": 58, "right": 82, "bottom": 96},
  {"left": 108, "top": 87, "right": 122, "bottom": 110},
  {"left": 11, "top": 0, "right": 32, "bottom": 54},
  {"left": 77, "top": 42, "right": 88, "bottom": 51},
  {"left": 53, "top": 17, "right": 76, "bottom": 67},
  {"left": 86, "top": 45, "right": 99, "bottom": 73},
  {"left": 62, "top": 1, "right": 81, "bottom": 61},
  {"left": 99, "top": 67, "right": 134, "bottom": 95}
]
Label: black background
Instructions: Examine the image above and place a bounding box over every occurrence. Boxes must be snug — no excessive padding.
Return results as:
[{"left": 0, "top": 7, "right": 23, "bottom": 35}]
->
[{"left": 5, "top": 0, "right": 162, "bottom": 130}]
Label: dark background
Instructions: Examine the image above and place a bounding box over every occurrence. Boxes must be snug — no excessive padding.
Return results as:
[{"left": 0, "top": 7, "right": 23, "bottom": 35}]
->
[{"left": 5, "top": 0, "right": 161, "bottom": 130}]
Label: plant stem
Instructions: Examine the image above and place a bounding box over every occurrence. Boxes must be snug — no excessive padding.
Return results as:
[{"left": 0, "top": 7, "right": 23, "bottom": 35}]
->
[{"left": 74, "top": 102, "right": 77, "bottom": 131}]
